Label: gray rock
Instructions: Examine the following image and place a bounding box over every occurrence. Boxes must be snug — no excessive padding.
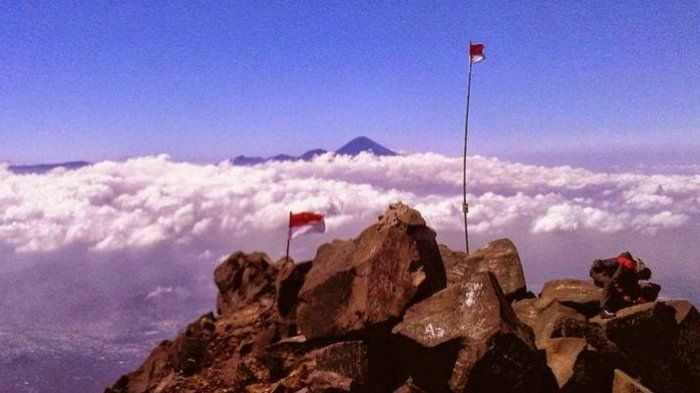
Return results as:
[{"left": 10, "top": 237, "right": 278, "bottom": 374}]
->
[
  {"left": 591, "top": 302, "right": 691, "bottom": 393},
  {"left": 534, "top": 302, "right": 585, "bottom": 342},
  {"left": 297, "top": 203, "right": 446, "bottom": 339},
  {"left": 276, "top": 259, "right": 313, "bottom": 319},
  {"left": 214, "top": 251, "right": 278, "bottom": 316},
  {"left": 540, "top": 279, "right": 603, "bottom": 317},
  {"left": 512, "top": 297, "right": 556, "bottom": 329},
  {"left": 312, "top": 341, "right": 369, "bottom": 385},
  {"left": 664, "top": 300, "right": 700, "bottom": 385},
  {"left": 439, "top": 238, "right": 527, "bottom": 300},
  {"left": 538, "top": 337, "right": 609, "bottom": 393},
  {"left": 171, "top": 313, "right": 217, "bottom": 375},
  {"left": 305, "top": 370, "right": 354, "bottom": 392},
  {"left": 393, "top": 272, "right": 556, "bottom": 393},
  {"left": 612, "top": 369, "right": 654, "bottom": 393}
]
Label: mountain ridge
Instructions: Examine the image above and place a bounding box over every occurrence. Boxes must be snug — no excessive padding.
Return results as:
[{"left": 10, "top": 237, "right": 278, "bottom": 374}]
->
[
  {"left": 232, "top": 136, "right": 397, "bottom": 166},
  {"left": 7, "top": 161, "right": 90, "bottom": 174},
  {"left": 4, "top": 138, "right": 396, "bottom": 173}
]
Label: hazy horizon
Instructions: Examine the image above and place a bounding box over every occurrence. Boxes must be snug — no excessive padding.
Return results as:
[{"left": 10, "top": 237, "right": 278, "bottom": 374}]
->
[{"left": 4, "top": 136, "right": 700, "bottom": 177}]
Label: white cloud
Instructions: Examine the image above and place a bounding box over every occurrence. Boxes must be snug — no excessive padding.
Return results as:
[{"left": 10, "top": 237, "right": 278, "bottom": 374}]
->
[
  {"left": 146, "top": 286, "right": 191, "bottom": 300},
  {"left": 531, "top": 204, "right": 627, "bottom": 234},
  {"left": 0, "top": 153, "right": 698, "bottom": 256},
  {"left": 631, "top": 211, "right": 690, "bottom": 235}
]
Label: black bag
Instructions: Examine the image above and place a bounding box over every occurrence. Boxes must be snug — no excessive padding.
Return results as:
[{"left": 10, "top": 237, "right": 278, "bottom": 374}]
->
[
  {"left": 590, "top": 258, "right": 618, "bottom": 287},
  {"left": 636, "top": 259, "right": 652, "bottom": 280}
]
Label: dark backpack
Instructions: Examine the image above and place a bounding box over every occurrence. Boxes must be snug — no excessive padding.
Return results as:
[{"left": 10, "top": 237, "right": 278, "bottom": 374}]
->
[
  {"left": 636, "top": 259, "right": 652, "bottom": 280},
  {"left": 590, "top": 257, "right": 618, "bottom": 287}
]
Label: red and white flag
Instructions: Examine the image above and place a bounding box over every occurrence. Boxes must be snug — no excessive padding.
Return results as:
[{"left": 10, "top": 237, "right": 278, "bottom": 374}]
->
[
  {"left": 288, "top": 212, "right": 325, "bottom": 239},
  {"left": 470, "top": 43, "right": 485, "bottom": 64}
]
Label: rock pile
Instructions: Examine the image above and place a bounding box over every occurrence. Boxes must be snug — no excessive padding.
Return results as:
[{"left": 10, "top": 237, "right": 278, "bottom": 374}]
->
[{"left": 107, "top": 203, "right": 699, "bottom": 393}]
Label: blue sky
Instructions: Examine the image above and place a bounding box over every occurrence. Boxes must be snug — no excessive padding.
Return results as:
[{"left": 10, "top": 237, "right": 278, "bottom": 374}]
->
[{"left": 1, "top": 1, "right": 698, "bottom": 165}]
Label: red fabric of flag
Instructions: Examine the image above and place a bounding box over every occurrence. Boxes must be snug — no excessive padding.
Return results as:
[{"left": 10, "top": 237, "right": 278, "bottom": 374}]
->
[
  {"left": 290, "top": 212, "right": 324, "bottom": 227},
  {"left": 288, "top": 212, "right": 325, "bottom": 239},
  {"left": 470, "top": 43, "right": 485, "bottom": 63}
]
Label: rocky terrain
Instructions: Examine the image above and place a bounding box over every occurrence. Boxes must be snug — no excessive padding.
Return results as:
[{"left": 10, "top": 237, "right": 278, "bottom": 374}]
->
[{"left": 107, "top": 203, "right": 699, "bottom": 393}]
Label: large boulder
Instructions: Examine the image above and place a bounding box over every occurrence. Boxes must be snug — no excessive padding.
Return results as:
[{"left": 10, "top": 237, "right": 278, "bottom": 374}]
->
[
  {"left": 591, "top": 302, "right": 692, "bottom": 393},
  {"left": 512, "top": 297, "right": 556, "bottom": 329},
  {"left": 439, "top": 238, "right": 527, "bottom": 300},
  {"left": 539, "top": 279, "right": 603, "bottom": 317},
  {"left": 286, "top": 339, "right": 400, "bottom": 392},
  {"left": 276, "top": 259, "right": 313, "bottom": 320},
  {"left": 612, "top": 369, "right": 653, "bottom": 393},
  {"left": 665, "top": 300, "right": 700, "bottom": 382},
  {"left": 312, "top": 341, "right": 369, "bottom": 386},
  {"left": 106, "top": 313, "right": 218, "bottom": 392},
  {"left": 533, "top": 302, "right": 586, "bottom": 342},
  {"left": 590, "top": 303, "right": 677, "bottom": 356},
  {"left": 305, "top": 371, "right": 355, "bottom": 392},
  {"left": 107, "top": 340, "right": 175, "bottom": 393},
  {"left": 538, "top": 337, "right": 610, "bottom": 393},
  {"left": 214, "top": 251, "right": 279, "bottom": 316},
  {"left": 548, "top": 316, "right": 632, "bottom": 382},
  {"left": 512, "top": 297, "right": 586, "bottom": 342},
  {"left": 392, "top": 272, "right": 556, "bottom": 393},
  {"left": 170, "top": 312, "right": 217, "bottom": 375},
  {"left": 297, "top": 203, "right": 446, "bottom": 339}
]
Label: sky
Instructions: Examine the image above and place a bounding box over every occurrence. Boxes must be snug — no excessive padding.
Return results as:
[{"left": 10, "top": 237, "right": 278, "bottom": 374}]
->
[{"left": 1, "top": 1, "right": 698, "bottom": 165}]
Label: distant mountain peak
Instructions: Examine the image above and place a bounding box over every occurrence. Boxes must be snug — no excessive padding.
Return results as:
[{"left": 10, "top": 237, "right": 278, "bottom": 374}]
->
[{"left": 335, "top": 136, "right": 396, "bottom": 157}]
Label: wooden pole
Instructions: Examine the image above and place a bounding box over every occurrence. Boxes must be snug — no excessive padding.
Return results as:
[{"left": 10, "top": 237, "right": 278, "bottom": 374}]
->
[
  {"left": 285, "top": 211, "right": 292, "bottom": 262},
  {"left": 462, "top": 42, "right": 474, "bottom": 255}
]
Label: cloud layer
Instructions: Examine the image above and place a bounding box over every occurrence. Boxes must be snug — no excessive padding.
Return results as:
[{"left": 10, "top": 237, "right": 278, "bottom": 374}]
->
[{"left": 1, "top": 153, "right": 698, "bottom": 256}]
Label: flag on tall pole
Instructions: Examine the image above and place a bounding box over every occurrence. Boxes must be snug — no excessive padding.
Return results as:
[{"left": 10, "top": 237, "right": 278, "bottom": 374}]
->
[
  {"left": 470, "top": 43, "right": 485, "bottom": 63},
  {"left": 285, "top": 211, "right": 326, "bottom": 261},
  {"left": 289, "top": 212, "right": 325, "bottom": 238},
  {"left": 462, "top": 42, "right": 485, "bottom": 255}
]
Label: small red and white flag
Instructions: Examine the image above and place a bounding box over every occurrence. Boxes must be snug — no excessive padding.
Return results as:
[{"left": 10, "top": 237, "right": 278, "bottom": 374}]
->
[
  {"left": 470, "top": 43, "right": 485, "bottom": 64},
  {"left": 288, "top": 211, "right": 325, "bottom": 239}
]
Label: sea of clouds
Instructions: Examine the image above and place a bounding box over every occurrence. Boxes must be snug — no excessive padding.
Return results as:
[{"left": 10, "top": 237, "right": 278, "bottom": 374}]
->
[
  {"left": 1, "top": 152, "right": 699, "bottom": 326},
  {"left": 1, "top": 152, "right": 698, "bottom": 253}
]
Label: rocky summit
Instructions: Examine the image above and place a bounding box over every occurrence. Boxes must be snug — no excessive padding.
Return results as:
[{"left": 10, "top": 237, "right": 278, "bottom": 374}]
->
[{"left": 107, "top": 203, "right": 699, "bottom": 393}]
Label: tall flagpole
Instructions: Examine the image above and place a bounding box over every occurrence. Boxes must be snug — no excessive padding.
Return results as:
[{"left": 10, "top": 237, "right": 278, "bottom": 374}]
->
[
  {"left": 285, "top": 211, "right": 292, "bottom": 262},
  {"left": 462, "top": 42, "right": 474, "bottom": 255}
]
